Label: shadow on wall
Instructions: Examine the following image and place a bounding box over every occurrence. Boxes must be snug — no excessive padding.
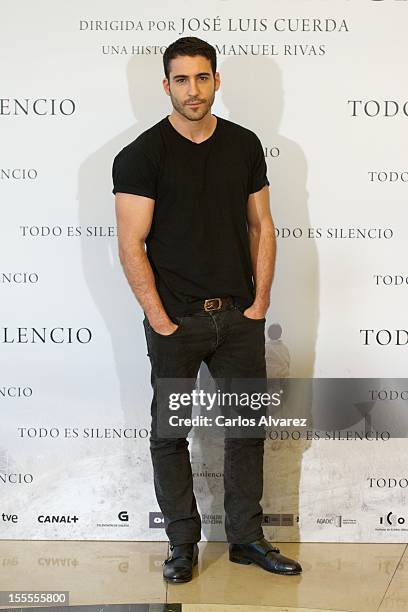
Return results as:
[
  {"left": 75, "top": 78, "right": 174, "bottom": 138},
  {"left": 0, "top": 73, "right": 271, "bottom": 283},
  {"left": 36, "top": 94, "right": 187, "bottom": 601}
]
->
[
  {"left": 77, "top": 54, "right": 170, "bottom": 524},
  {"left": 206, "top": 55, "right": 319, "bottom": 544},
  {"left": 78, "top": 52, "right": 319, "bottom": 543},
  {"left": 77, "top": 53, "right": 169, "bottom": 422}
]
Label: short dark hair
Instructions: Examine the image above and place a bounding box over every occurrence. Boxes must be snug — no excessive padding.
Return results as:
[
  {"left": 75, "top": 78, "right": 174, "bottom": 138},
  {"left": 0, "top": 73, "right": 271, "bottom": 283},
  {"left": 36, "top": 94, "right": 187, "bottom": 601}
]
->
[{"left": 163, "top": 37, "right": 217, "bottom": 80}]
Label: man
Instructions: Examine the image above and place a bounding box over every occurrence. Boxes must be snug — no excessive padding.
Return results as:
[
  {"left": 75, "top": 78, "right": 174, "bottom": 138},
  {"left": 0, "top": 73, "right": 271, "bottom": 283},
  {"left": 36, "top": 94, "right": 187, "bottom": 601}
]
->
[{"left": 112, "top": 36, "right": 302, "bottom": 583}]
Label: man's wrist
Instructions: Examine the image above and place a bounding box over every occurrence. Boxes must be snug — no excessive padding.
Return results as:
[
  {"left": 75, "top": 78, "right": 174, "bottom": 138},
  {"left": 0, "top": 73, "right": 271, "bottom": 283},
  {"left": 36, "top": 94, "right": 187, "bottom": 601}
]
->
[
  {"left": 249, "top": 299, "right": 269, "bottom": 317},
  {"left": 148, "top": 317, "right": 174, "bottom": 330},
  {"left": 145, "top": 309, "right": 173, "bottom": 328}
]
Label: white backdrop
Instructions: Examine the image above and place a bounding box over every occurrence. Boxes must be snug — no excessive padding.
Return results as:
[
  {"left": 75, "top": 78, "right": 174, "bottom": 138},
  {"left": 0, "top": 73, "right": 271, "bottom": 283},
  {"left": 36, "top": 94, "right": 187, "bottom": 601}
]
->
[{"left": 1, "top": 0, "right": 408, "bottom": 542}]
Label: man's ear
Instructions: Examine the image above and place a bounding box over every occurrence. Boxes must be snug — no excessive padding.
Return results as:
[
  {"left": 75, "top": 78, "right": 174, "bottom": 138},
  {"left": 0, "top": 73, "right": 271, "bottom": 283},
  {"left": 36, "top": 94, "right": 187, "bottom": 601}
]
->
[
  {"left": 162, "top": 77, "right": 170, "bottom": 96},
  {"left": 214, "top": 71, "right": 221, "bottom": 91}
]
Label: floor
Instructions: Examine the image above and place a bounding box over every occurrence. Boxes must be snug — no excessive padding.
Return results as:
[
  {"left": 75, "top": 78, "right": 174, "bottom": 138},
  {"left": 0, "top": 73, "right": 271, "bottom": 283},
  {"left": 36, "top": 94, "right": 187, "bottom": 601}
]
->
[{"left": 0, "top": 540, "right": 407, "bottom": 612}]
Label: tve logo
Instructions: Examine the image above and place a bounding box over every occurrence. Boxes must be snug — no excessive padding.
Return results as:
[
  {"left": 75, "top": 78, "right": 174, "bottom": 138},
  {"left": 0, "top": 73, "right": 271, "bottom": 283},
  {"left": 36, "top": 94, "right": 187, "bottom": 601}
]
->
[{"left": 1, "top": 512, "right": 18, "bottom": 523}]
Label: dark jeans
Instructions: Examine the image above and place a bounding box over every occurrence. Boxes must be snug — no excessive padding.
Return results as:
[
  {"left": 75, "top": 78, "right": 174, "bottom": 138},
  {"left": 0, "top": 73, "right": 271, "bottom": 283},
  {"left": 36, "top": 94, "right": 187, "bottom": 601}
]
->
[{"left": 143, "top": 303, "right": 267, "bottom": 545}]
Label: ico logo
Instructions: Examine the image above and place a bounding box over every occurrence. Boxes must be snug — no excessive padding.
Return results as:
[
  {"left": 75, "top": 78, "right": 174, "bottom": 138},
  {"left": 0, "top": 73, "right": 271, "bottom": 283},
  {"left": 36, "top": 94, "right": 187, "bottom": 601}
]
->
[{"left": 379, "top": 511, "right": 406, "bottom": 526}]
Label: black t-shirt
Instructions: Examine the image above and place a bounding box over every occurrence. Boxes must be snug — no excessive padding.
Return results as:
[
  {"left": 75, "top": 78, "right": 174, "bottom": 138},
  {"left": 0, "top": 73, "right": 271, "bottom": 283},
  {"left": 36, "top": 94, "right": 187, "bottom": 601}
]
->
[{"left": 112, "top": 115, "right": 269, "bottom": 317}]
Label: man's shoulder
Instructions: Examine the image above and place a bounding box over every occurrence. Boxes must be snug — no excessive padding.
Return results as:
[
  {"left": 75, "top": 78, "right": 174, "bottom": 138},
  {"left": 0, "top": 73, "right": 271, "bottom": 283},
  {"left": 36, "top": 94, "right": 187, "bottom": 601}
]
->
[
  {"left": 218, "top": 115, "right": 260, "bottom": 143},
  {"left": 114, "top": 118, "right": 166, "bottom": 160}
]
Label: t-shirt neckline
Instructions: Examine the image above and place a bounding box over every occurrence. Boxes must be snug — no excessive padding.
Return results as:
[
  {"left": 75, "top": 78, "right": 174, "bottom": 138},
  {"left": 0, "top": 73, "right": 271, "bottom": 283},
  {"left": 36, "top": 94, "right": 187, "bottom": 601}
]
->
[{"left": 165, "top": 114, "right": 219, "bottom": 146}]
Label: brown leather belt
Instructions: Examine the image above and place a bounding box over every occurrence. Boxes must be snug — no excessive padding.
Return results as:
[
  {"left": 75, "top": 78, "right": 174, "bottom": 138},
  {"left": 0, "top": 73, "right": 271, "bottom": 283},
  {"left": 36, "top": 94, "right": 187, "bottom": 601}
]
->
[{"left": 189, "top": 296, "right": 235, "bottom": 314}]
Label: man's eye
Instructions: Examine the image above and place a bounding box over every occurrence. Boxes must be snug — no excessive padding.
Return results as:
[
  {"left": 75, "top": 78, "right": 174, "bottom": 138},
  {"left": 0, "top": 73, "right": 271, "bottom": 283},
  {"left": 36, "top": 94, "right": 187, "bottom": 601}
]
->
[
  {"left": 176, "top": 79, "right": 185, "bottom": 84},
  {"left": 200, "top": 76, "right": 208, "bottom": 80}
]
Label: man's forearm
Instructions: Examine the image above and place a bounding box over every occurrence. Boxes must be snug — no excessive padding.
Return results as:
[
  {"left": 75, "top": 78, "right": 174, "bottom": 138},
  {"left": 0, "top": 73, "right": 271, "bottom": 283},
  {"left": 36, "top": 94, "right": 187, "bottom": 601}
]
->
[
  {"left": 248, "top": 220, "right": 276, "bottom": 313},
  {"left": 118, "top": 241, "right": 172, "bottom": 327}
]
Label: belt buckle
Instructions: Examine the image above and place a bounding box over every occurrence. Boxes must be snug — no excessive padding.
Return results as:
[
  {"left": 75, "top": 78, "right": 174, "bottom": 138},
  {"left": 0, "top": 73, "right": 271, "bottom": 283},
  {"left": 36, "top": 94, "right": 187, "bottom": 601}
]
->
[{"left": 204, "top": 297, "right": 222, "bottom": 312}]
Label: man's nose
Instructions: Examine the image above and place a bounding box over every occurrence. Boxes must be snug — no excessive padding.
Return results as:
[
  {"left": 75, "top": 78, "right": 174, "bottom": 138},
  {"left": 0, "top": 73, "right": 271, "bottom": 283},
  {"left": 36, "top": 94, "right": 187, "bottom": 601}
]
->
[{"left": 188, "top": 78, "right": 199, "bottom": 96}]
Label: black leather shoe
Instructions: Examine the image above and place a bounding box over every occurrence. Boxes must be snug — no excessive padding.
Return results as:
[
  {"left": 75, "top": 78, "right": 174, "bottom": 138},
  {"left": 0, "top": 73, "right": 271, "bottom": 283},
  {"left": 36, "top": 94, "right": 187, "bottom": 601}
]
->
[
  {"left": 229, "top": 537, "right": 302, "bottom": 575},
  {"left": 162, "top": 543, "right": 199, "bottom": 583}
]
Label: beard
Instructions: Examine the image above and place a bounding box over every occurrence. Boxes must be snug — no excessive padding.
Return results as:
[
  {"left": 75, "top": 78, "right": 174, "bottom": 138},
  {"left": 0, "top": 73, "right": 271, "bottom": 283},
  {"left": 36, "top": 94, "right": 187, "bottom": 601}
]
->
[{"left": 169, "top": 87, "right": 216, "bottom": 121}]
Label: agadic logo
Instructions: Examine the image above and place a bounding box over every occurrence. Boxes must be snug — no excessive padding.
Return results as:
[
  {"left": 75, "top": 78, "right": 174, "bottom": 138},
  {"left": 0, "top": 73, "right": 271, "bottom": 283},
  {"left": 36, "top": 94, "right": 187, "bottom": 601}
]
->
[
  {"left": 379, "top": 511, "right": 406, "bottom": 526},
  {"left": 149, "top": 512, "right": 164, "bottom": 528},
  {"left": 317, "top": 516, "right": 342, "bottom": 527},
  {"left": 316, "top": 515, "right": 357, "bottom": 528},
  {"left": 118, "top": 511, "right": 128, "bottom": 522},
  {"left": 38, "top": 515, "right": 79, "bottom": 524}
]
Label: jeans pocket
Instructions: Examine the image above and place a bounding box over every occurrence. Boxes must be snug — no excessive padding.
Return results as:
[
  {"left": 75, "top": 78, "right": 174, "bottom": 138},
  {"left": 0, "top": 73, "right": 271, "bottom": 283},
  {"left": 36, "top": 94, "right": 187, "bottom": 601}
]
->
[
  {"left": 235, "top": 307, "right": 266, "bottom": 323},
  {"left": 145, "top": 315, "right": 185, "bottom": 338}
]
